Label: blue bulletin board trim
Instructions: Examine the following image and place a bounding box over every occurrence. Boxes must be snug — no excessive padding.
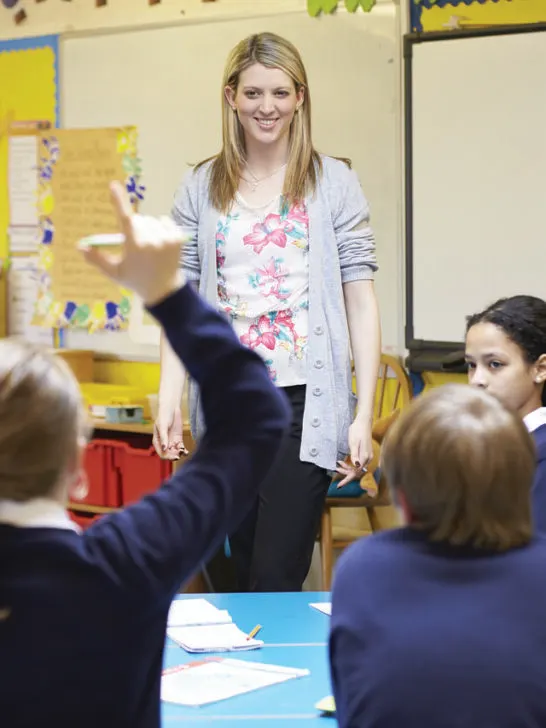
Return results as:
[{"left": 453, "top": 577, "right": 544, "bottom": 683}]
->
[
  {"left": 0, "top": 34, "right": 60, "bottom": 126},
  {"left": 411, "top": 0, "right": 502, "bottom": 33}
]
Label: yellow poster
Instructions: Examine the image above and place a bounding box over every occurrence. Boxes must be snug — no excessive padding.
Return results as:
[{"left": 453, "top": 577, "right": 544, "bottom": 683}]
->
[
  {"left": 34, "top": 127, "right": 144, "bottom": 332},
  {"left": 0, "top": 35, "right": 58, "bottom": 337},
  {"left": 411, "top": 0, "right": 546, "bottom": 33}
]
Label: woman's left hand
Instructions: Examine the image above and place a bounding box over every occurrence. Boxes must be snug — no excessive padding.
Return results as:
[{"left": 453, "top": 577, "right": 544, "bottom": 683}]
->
[
  {"left": 334, "top": 418, "right": 373, "bottom": 489},
  {"left": 348, "top": 415, "right": 373, "bottom": 472}
]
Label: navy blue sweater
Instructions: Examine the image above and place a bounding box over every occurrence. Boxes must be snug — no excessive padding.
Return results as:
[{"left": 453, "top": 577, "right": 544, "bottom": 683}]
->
[
  {"left": 532, "top": 423, "right": 546, "bottom": 534},
  {"left": 330, "top": 527, "right": 546, "bottom": 728},
  {"left": 0, "top": 284, "right": 289, "bottom": 727}
]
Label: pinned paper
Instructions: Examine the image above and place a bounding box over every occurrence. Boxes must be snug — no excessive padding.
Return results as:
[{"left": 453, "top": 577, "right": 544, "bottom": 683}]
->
[
  {"left": 8, "top": 226, "right": 40, "bottom": 254},
  {"left": 33, "top": 127, "right": 144, "bottom": 331},
  {"left": 7, "top": 257, "right": 53, "bottom": 346},
  {"left": 8, "top": 135, "right": 39, "bottom": 227}
]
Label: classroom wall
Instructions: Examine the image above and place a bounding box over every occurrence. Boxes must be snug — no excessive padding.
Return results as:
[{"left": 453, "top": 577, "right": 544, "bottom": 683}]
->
[
  {"left": 0, "top": 0, "right": 392, "bottom": 39},
  {"left": 0, "top": 0, "right": 300, "bottom": 38}
]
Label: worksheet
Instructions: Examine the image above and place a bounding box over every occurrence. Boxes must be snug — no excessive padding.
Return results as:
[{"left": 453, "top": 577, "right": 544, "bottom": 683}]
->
[
  {"left": 167, "top": 598, "right": 232, "bottom": 627},
  {"left": 167, "top": 623, "right": 263, "bottom": 653},
  {"left": 161, "top": 658, "right": 310, "bottom": 707},
  {"left": 309, "top": 602, "right": 332, "bottom": 616}
]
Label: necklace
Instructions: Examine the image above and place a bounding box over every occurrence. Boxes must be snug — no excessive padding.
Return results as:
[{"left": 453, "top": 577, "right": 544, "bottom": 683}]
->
[{"left": 242, "top": 162, "right": 287, "bottom": 192}]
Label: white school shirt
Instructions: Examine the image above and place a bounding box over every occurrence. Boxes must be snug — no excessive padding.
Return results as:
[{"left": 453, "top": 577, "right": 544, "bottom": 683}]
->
[
  {"left": 215, "top": 193, "right": 310, "bottom": 387},
  {"left": 523, "top": 407, "right": 546, "bottom": 433},
  {"left": 0, "top": 498, "right": 80, "bottom": 532}
]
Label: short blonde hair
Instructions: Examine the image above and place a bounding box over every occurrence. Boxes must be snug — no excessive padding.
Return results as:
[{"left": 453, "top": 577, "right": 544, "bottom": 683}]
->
[
  {"left": 0, "top": 339, "right": 87, "bottom": 501},
  {"left": 382, "top": 384, "right": 534, "bottom": 551},
  {"left": 198, "top": 32, "right": 322, "bottom": 212}
]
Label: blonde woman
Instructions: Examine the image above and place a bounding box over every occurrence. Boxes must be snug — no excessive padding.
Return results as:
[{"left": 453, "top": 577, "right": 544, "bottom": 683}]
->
[{"left": 154, "top": 32, "right": 381, "bottom": 592}]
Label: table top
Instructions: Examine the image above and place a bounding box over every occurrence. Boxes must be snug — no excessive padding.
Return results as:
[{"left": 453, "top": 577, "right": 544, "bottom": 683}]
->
[{"left": 161, "top": 592, "right": 335, "bottom": 726}]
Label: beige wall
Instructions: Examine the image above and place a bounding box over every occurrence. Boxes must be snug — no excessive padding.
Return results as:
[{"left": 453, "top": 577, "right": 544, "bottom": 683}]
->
[{"left": 0, "top": 0, "right": 395, "bottom": 40}]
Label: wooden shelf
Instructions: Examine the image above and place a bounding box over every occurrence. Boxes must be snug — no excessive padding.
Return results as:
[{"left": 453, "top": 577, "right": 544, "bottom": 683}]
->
[
  {"left": 90, "top": 418, "right": 192, "bottom": 437},
  {"left": 91, "top": 418, "right": 155, "bottom": 435},
  {"left": 68, "top": 502, "right": 118, "bottom": 514}
]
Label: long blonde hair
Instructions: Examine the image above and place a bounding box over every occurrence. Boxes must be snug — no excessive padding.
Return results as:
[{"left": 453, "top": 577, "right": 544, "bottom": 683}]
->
[
  {"left": 0, "top": 340, "right": 88, "bottom": 501},
  {"left": 197, "top": 33, "right": 323, "bottom": 212}
]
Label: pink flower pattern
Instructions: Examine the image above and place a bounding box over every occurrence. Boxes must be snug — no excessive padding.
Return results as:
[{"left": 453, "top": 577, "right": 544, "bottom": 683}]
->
[
  {"left": 243, "top": 213, "right": 288, "bottom": 255},
  {"left": 216, "top": 196, "right": 309, "bottom": 382}
]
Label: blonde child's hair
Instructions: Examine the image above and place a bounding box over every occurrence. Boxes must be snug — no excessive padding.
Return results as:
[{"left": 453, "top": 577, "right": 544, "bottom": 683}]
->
[
  {"left": 382, "top": 384, "right": 534, "bottom": 552},
  {"left": 0, "top": 340, "right": 87, "bottom": 501},
  {"left": 197, "top": 32, "right": 325, "bottom": 212}
]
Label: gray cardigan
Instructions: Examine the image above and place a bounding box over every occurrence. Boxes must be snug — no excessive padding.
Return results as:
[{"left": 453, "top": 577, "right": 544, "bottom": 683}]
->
[{"left": 172, "top": 155, "right": 378, "bottom": 470}]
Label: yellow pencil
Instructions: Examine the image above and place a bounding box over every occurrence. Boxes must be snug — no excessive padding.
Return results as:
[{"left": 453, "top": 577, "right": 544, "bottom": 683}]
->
[{"left": 247, "top": 624, "right": 262, "bottom": 640}]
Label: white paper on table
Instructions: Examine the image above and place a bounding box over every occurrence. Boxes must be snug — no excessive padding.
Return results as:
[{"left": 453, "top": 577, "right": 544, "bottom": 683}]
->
[
  {"left": 161, "top": 657, "right": 310, "bottom": 707},
  {"left": 7, "top": 257, "right": 52, "bottom": 346},
  {"left": 309, "top": 602, "right": 332, "bottom": 616},
  {"left": 167, "top": 623, "right": 264, "bottom": 653},
  {"left": 167, "top": 598, "right": 232, "bottom": 628},
  {"left": 8, "top": 226, "right": 41, "bottom": 254},
  {"left": 8, "top": 136, "right": 38, "bottom": 227}
]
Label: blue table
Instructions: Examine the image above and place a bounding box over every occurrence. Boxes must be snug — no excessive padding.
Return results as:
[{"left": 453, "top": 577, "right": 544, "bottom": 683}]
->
[{"left": 161, "top": 591, "right": 335, "bottom": 726}]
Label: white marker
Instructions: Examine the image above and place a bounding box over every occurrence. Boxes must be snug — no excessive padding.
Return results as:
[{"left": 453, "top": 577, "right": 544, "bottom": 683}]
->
[
  {"left": 79, "top": 228, "right": 190, "bottom": 248},
  {"left": 79, "top": 233, "right": 125, "bottom": 247}
]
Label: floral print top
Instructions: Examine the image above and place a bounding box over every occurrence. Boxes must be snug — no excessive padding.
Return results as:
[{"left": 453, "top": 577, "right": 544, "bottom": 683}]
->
[{"left": 216, "top": 193, "right": 310, "bottom": 386}]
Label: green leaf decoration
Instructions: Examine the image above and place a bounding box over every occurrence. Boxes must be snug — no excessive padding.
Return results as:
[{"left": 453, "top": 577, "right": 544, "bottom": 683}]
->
[
  {"left": 308, "top": 0, "right": 377, "bottom": 16},
  {"left": 119, "top": 297, "right": 131, "bottom": 317},
  {"left": 307, "top": 0, "right": 323, "bottom": 16},
  {"left": 74, "top": 304, "right": 90, "bottom": 326}
]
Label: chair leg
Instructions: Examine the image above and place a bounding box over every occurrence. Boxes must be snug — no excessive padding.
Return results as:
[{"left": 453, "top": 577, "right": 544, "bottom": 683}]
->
[
  {"left": 181, "top": 571, "right": 208, "bottom": 594},
  {"left": 367, "top": 507, "right": 381, "bottom": 533},
  {"left": 320, "top": 506, "right": 333, "bottom": 591}
]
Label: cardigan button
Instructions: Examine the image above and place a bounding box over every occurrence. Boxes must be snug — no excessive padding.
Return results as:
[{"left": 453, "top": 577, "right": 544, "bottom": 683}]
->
[
  {"left": 309, "top": 447, "right": 319, "bottom": 457},
  {"left": 314, "top": 359, "right": 324, "bottom": 369},
  {"left": 311, "top": 417, "right": 321, "bottom": 427},
  {"left": 312, "top": 386, "right": 322, "bottom": 396},
  {"left": 314, "top": 325, "right": 324, "bottom": 335}
]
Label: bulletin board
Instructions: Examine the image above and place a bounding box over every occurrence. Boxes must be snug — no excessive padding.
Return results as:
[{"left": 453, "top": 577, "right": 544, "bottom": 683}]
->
[
  {"left": 33, "top": 126, "right": 143, "bottom": 332},
  {"left": 0, "top": 34, "right": 59, "bottom": 338},
  {"left": 410, "top": 0, "right": 546, "bottom": 33}
]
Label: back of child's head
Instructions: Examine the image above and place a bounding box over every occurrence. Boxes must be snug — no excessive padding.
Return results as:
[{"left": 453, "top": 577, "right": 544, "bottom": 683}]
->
[
  {"left": 382, "top": 384, "right": 534, "bottom": 552},
  {"left": 0, "top": 339, "right": 85, "bottom": 502},
  {"left": 466, "top": 295, "right": 546, "bottom": 405}
]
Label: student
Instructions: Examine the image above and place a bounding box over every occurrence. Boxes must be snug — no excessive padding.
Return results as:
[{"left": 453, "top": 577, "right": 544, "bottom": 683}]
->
[
  {"left": 466, "top": 295, "right": 546, "bottom": 533},
  {"left": 0, "top": 183, "right": 289, "bottom": 727},
  {"left": 330, "top": 384, "right": 546, "bottom": 728},
  {"left": 154, "top": 32, "right": 381, "bottom": 592}
]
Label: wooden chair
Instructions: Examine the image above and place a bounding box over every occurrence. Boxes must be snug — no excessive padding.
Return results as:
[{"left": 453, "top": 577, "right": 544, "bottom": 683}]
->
[{"left": 319, "top": 354, "right": 413, "bottom": 590}]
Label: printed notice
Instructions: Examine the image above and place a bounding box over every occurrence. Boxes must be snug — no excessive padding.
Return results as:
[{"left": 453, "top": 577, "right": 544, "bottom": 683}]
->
[{"left": 8, "top": 135, "right": 39, "bottom": 227}]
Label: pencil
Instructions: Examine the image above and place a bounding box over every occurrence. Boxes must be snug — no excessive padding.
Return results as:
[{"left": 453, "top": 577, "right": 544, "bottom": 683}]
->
[{"left": 246, "top": 624, "right": 262, "bottom": 640}]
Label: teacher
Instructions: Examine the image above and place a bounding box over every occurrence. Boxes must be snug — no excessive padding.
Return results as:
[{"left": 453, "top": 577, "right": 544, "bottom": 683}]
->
[{"left": 153, "top": 32, "right": 381, "bottom": 592}]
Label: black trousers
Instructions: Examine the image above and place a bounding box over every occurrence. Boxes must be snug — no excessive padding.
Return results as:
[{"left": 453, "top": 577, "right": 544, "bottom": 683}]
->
[{"left": 228, "top": 385, "right": 331, "bottom": 592}]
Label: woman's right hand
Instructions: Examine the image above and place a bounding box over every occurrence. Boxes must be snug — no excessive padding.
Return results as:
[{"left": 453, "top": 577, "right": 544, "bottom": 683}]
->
[{"left": 153, "top": 404, "right": 187, "bottom": 460}]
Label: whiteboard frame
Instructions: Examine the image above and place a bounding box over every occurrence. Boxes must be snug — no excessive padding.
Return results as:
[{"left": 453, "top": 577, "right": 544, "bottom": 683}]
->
[{"left": 403, "top": 22, "right": 546, "bottom": 371}]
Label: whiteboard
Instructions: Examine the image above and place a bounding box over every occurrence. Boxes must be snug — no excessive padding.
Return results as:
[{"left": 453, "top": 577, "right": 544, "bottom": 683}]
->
[
  {"left": 61, "top": 8, "right": 399, "bottom": 359},
  {"left": 406, "top": 25, "right": 546, "bottom": 349}
]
